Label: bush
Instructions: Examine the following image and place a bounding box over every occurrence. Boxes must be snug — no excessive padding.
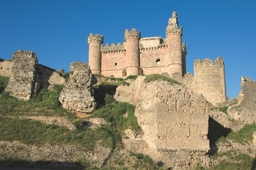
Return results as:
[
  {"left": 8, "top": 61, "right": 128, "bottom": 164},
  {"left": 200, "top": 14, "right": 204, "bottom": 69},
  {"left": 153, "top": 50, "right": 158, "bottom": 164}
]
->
[
  {"left": 0, "top": 76, "right": 9, "bottom": 93},
  {"left": 227, "top": 124, "right": 256, "bottom": 144},
  {"left": 144, "top": 74, "right": 179, "bottom": 84},
  {"left": 125, "top": 75, "right": 138, "bottom": 80},
  {"left": 218, "top": 106, "right": 228, "bottom": 114}
]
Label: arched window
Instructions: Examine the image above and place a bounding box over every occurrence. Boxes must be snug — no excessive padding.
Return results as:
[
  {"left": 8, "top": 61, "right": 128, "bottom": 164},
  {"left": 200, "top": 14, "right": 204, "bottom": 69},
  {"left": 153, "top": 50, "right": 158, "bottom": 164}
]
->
[{"left": 156, "top": 59, "right": 160, "bottom": 65}]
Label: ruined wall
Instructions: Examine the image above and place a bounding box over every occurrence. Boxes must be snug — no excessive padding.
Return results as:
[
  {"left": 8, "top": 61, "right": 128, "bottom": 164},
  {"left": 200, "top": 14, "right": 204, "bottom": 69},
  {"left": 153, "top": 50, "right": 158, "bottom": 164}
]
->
[
  {"left": 238, "top": 76, "right": 256, "bottom": 109},
  {"left": 0, "top": 60, "right": 13, "bottom": 77},
  {"left": 116, "top": 76, "right": 210, "bottom": 151},
  {"left": 36, "top": 64, "right": 66, "bottom": 87},
  {"left": 5, "top": 50, "right": 38, "bottom": 100},
  {"left": 193, "top": 57, "right": 227, "bottom": 106},
  {"left": 59, "top": 62, "right": 96, "bottom": 113},
  {"left": 0, "top": 59, "right": 65, "bottom": 88},
  {"left": 228, "top": 76, "right": 256, "bottom": 126}
]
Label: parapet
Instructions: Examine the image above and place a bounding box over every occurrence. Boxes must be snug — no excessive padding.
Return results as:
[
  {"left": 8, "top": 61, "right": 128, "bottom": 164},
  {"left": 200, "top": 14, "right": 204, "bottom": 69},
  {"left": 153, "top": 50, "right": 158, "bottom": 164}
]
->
[
  {"left": 194, "top": 56, "right": 224, "bottom": 67},
  {"left": 124, "top": 28, "right": 140, "bottom": 40},
  {"left": 88, "top": 33, "right": 103, "bottom": 44},
  {"left": 101, "top": 42, "right": 125, "bottom": 53},
  {"left": 139, "top": 37, "right": 168, "bottom": 50}
]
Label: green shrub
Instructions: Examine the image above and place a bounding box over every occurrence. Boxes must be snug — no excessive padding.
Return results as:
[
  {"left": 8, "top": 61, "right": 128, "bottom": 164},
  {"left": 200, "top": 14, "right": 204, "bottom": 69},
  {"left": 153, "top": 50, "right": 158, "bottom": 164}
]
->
[
  {"left": 125, "top": 75, "right": 138, "bottom": 80},
  {"left": 218, "top": 106, "right": 228, "bottom": 114},
  {"left": 0, "top": 76, "right": 9, "bottom": 93},
  {"left": 144, "top": 74, "right": 179, "bottom": 84},
  {"left": 227, "top": 123, "right": 256, "bottom": 144}
]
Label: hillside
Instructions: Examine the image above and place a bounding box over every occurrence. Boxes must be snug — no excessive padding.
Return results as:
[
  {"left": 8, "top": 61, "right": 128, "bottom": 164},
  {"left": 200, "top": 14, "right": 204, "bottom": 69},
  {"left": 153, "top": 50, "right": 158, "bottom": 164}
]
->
[{"left": 0, "top": 74, "right": 256, "bottom": 169}]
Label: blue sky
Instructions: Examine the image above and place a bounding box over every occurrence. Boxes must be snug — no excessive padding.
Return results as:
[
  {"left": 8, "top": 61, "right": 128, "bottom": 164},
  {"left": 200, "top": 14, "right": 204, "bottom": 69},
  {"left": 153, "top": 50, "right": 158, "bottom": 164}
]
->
[{"left": 1, "top": 0, "right": 256, "bottom": 99}]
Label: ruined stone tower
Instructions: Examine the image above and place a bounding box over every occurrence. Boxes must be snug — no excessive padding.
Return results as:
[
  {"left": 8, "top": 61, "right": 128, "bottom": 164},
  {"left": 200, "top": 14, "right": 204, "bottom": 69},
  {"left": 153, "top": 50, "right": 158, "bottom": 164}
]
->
[{"left": 88, "top": 11, "right": 186, "bottom": 77}]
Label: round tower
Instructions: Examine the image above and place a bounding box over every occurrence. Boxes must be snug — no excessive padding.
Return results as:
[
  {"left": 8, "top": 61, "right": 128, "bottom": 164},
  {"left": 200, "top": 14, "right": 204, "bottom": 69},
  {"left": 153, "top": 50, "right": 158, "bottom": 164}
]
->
[
  {"left": 166, "top": 11, "right": 183, "bottom": 76},
  {"left": 88, "top": 33, "right": 103, "bottom": 75},
  {"left": 124, "top": 28, "right": 140, "bottom": 76}
]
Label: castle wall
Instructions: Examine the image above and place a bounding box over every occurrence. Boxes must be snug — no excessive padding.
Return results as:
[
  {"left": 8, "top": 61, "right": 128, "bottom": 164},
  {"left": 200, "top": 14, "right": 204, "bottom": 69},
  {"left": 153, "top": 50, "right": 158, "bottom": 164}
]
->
[
  {"left": 140, "top": 47, "right": 169, "bottom": 75},
  {"left": 193, "top": 57, "right": 227, "bottom": 106},
  {"left": 101, "top": 51, "right": 127, "bottom": 77}
]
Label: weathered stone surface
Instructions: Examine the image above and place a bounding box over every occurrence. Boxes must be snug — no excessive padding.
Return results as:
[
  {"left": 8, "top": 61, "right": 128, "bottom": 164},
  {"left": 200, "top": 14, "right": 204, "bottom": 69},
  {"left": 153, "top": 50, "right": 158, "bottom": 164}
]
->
[
  {"left": 5, "top": 50, "right": 38, "bottom": 100},
  {"left": 116, "top": 76, "right": 210, "bottom": 152},
  {"left": 59, "top": 62, "right": 96, "bottom": 113}
]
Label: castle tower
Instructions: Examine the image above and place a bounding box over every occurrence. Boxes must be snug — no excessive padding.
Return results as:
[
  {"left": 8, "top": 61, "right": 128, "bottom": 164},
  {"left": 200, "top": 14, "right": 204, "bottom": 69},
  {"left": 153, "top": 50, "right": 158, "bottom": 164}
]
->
[
  {"left": 124, "top": 28, "right": 140, "bottom": 76},
  {"left": 166, "top": 11, "right": 183, "bottom": 76},
  {"left": 88, "top": 33, "right": 103, "bottom": 75}
]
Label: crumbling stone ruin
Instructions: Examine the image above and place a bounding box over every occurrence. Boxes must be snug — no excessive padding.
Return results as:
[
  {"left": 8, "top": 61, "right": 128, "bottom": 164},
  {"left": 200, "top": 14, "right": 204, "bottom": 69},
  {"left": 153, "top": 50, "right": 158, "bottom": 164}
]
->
[
  {"left": 115, "top": 76, "right": 210, "bottom": 168},
  {"left": 4, "top": 50, "right": 66, "bottom": 100},
  {"left": 228, "top": 76, "right": 256, "bottom": 125},
  {"left": 58, "top": 62, "right": 96, "bottom": 113},
  {"left": 5, "top": 50, "right": 38, "bottom": 100}
]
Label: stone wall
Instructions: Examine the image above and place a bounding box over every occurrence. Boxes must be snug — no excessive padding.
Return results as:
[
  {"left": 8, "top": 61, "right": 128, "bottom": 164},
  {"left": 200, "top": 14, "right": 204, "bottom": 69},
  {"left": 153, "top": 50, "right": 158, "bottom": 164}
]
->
[
  {"left": 0, "top": 58, "right": 65, "bottom": 88},
  {"left": 59, "top": 62, "right": 96, "bottom": 113},
  {"left": 101, "top": 51, "right": 127, "bottom": 77},
  {"left": 5, "top": 50, "right": 38, "bottom": 100},
  {"left": 115, "top": 76, "right": 210, "bottom": 151}
]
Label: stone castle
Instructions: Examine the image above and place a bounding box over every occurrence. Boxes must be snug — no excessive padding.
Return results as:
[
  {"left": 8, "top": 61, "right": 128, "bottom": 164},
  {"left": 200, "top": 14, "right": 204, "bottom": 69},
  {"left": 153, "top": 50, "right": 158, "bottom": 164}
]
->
[
  {"left": 88, "top": 11, "right": 227, "bottom": 106},
  {"left": 0, "top": 11, "right": 227, "bottom": 106},
  {"left": 88, "top": 11, "right": 186, "bottom": 77}
]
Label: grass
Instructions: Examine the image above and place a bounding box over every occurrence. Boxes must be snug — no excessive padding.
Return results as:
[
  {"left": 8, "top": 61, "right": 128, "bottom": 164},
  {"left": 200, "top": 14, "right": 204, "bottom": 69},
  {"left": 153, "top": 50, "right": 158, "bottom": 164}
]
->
[
  {"left": 227, "top": 123, "right": 256, "bottom": 144},
  {"left": 0, "top": 76, "right": 9, "bottom": 93},
  {"left": 90, "top": 94, "right": 141, "bottom": 134},
  {"left": 218, "top": 106, "right": 228, "bottom": 114},
  {"left": 125, "top": 75, "right": 138, "bottom": 80},
  {"left": 144, "top": 74, "right": 180, "bottom": 84},
  {"left": 0, "top": 75, "right": 142, "bottom": 162},
  {"left": 210, "top": 151, "right": 255, "bottom": 170}
]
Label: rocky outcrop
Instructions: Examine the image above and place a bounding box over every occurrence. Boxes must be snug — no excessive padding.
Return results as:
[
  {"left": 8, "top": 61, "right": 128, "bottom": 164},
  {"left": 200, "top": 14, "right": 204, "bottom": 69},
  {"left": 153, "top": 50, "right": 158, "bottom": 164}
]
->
[
  {"left": 5, "top": 50, "right": 38, "bottom": 100},
  {"left": 59, "top": 62, "right": 96, "bottom": 113},
  {"left": 116, "top": 76, "right": 210, "bottom": 169}
]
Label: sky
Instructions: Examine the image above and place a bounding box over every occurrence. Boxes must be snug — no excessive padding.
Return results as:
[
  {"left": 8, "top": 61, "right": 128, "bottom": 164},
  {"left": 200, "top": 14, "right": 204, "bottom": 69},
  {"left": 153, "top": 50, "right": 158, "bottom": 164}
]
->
[{"left": 1, "top": 0, "right": 256, "bottom": 99}]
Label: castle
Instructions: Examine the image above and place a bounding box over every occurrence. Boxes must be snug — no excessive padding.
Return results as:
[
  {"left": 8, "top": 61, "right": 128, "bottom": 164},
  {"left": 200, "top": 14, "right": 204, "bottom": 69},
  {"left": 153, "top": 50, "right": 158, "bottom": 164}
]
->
[
  {"left": 88, "top": 11, "right": 227, "bottom": 106},
  {"left": 88, "top": 11, "right": 186, "bottom": 77}
]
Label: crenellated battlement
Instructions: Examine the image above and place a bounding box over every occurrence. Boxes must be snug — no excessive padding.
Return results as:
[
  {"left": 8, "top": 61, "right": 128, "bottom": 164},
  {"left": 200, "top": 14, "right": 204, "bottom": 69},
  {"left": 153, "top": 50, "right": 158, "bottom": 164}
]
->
[
  {"left": 101, "top": 42, "right": 126, "bottom": 53},
  {"left": 194, "top": 57, "right": 224, "bottom": 67},
  {"left": 88, "top": 33, "right": 103, "bottom": 44},
  {"left": 124, "top": 28, "right": 140, "bottom": 40}
]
